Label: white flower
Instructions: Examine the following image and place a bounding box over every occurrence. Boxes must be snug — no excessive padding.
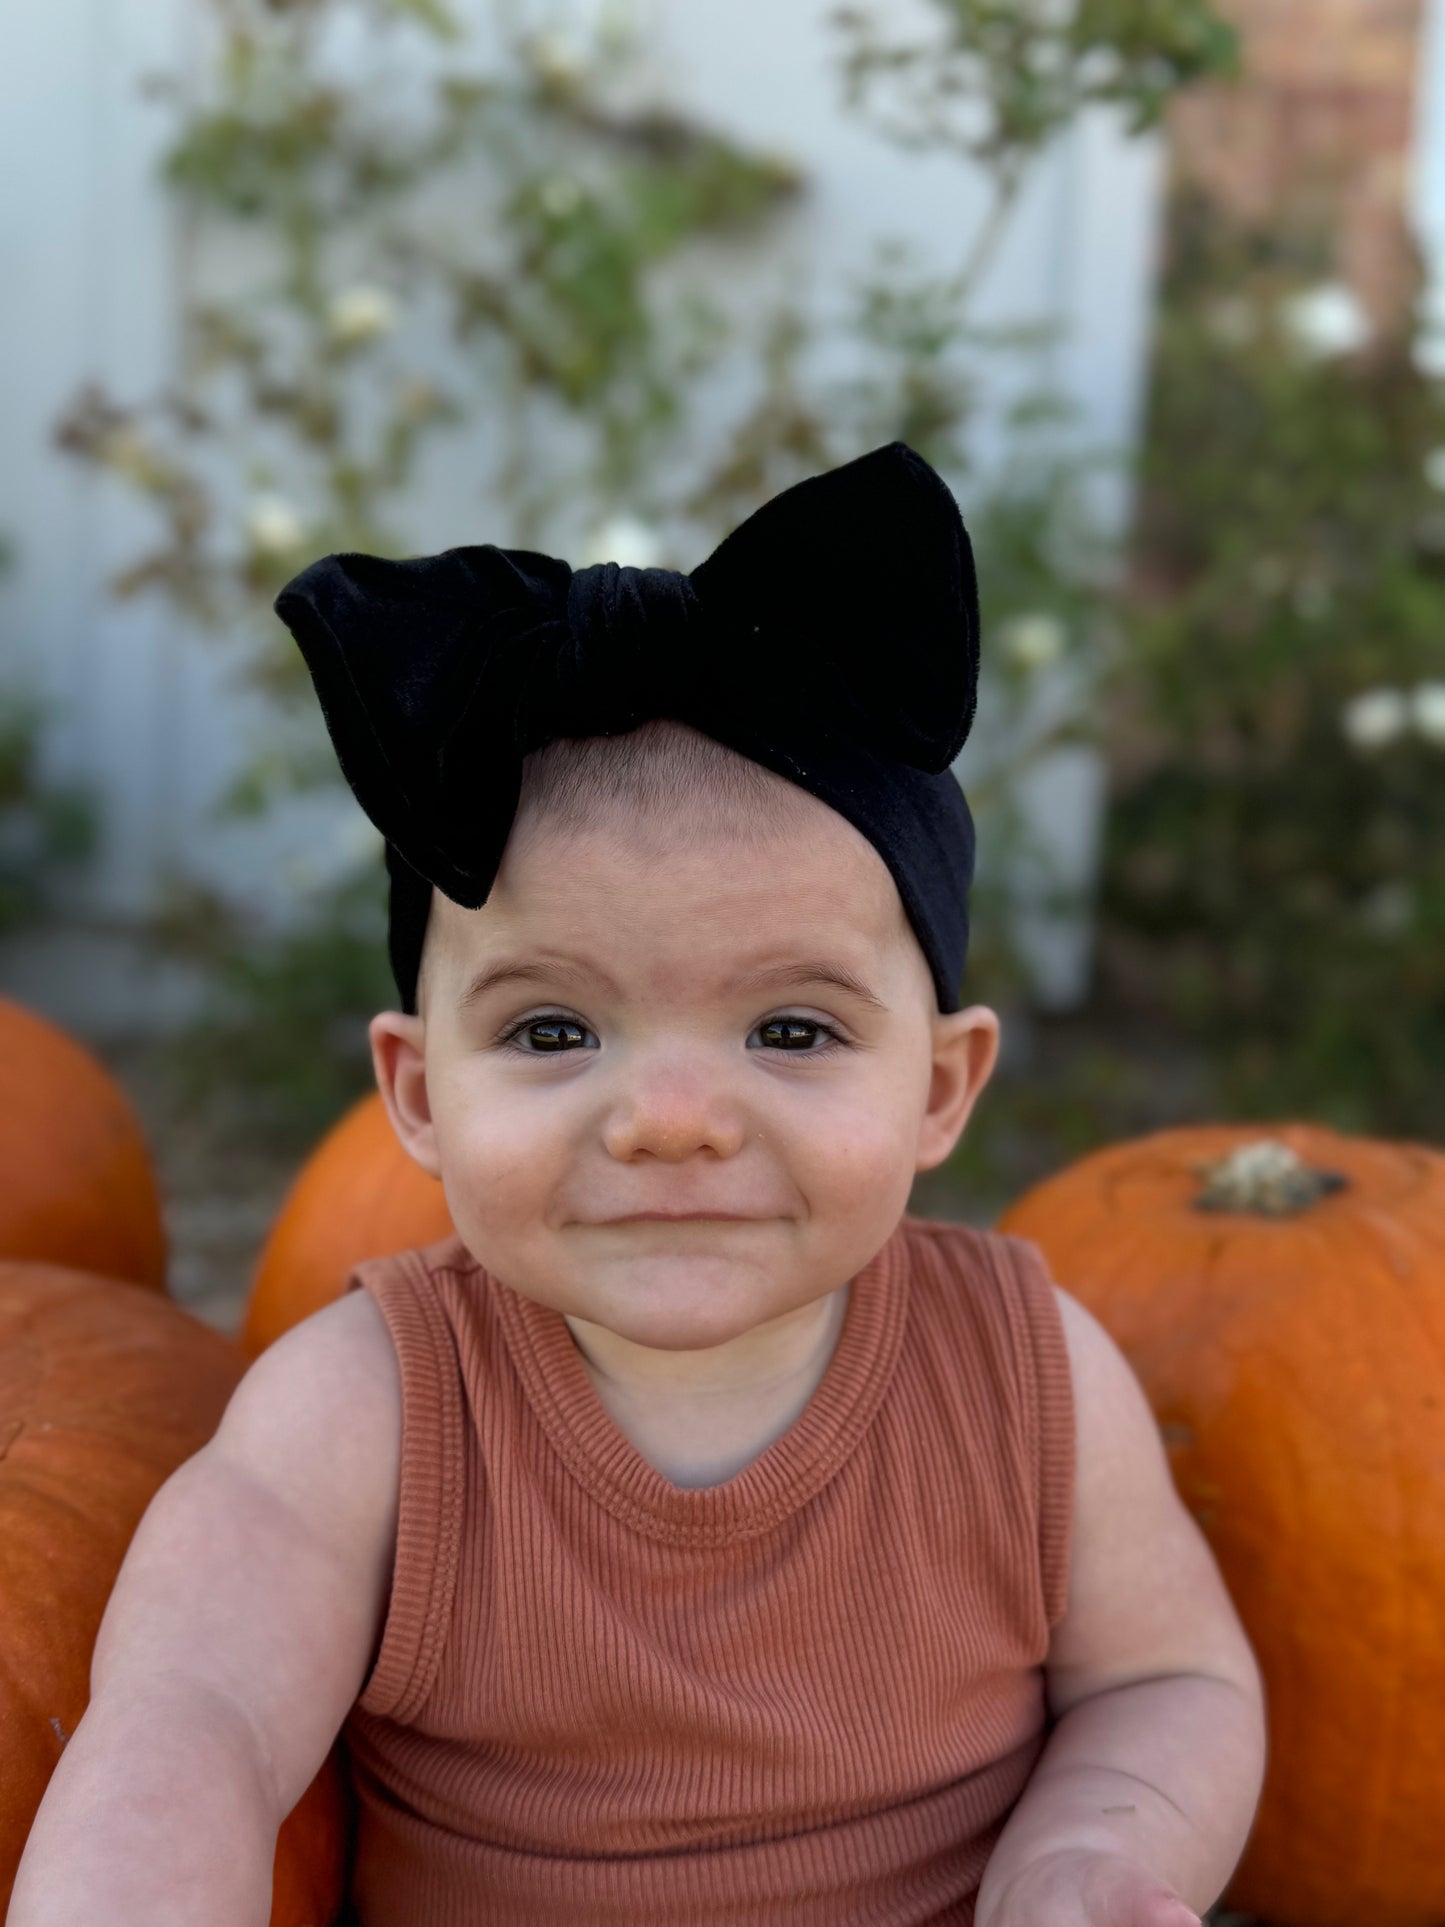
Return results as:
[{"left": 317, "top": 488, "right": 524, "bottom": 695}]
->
[
  {"left": 538, "top": 175, "right": 582, "bottom": 218},
  {"left": 1359, "top": 880, "right": 1414, "bottom": 938},
  {"left": 244, "top": 494, "right": 305, "bottom": 557},
  {"left": 326, "top": 284, "right": 398, "bottom": 347},
  {"left": 597, "top": 0, "right": 637, "bottom": 48},
  {"left": 1282, "top": 282, "right": 1371, "bottom": 361},
  {"left": 1410, "top": 679, "right": 1445, "bottom": 745},
  {"left": 530, "top": 29, "right": 585, "bottom": 83},
  {"left": 1002, "top": 611, "right": 1067, "bottom": 670},
  {"left": 1340, "top": 686, "right": 1410, "bottom": 750},
  {"left": 578, "top": 513, "right": 667, "bottom": 570}
]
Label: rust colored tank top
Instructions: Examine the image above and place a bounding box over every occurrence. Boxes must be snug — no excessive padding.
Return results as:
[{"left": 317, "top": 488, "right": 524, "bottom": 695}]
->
[{"left": 340, "top": 1213, "right": 1074, "bottom": 1926}]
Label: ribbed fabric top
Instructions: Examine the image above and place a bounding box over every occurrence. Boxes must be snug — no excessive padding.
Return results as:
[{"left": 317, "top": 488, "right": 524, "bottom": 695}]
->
[{"left": 341, "top": 1213, "right": 1074, "bottom": 1926}]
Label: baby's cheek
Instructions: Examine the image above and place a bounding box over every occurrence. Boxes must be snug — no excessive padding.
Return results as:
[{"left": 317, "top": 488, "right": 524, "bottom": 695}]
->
[
  {"left": 801, "top": 1101, "right": 918, "bottom": 1207},
  {"left": 438, "top": 1116, "right": 554, "bottom": 1228}
]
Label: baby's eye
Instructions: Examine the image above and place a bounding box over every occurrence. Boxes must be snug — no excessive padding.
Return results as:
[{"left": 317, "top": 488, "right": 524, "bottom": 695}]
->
[
  {"left": 750, "top": 1015, "right": 843, "bottom": 1053},
  {"left": 503, "top": 1014, "right": 598, "bottom": 1052}
]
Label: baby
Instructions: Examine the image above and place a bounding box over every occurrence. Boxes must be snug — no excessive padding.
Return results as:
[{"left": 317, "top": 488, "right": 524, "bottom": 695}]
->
[{"left": 9, "top": 446, "right": 1265, "bottom": 1926}]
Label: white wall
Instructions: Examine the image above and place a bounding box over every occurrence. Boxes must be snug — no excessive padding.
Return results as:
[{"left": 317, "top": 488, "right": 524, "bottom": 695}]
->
[
  {"left": 1413, "top": 0, "right": 1445, "bottom": 312},
  {"left": 0, "top": 0, "right": 1165, "bottom": 1029}
]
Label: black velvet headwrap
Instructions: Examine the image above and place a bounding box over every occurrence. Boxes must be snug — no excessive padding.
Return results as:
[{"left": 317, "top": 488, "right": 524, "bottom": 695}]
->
[{"left": 272, "top": 439, "right": 981, "bottom": 1016}]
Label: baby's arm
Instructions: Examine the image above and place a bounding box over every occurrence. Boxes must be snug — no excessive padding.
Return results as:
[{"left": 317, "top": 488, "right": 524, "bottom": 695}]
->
[
  {"left": 6, "top": 1291, "right": 401, "bottom": 1927},
  {"left": 975, "top": 1287, "right": 1265, "bottom": 1926}
]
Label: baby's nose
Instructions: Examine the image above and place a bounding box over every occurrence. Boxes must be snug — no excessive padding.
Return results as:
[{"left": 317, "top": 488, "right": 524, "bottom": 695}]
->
[{"left": 601, "top": 1062, "right": 746, "bottom": 1163}]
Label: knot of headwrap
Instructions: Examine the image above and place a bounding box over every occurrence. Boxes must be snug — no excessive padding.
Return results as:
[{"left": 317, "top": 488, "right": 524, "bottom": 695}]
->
[
  {"left": 273, "top": 439, "right": 982, "bottom": 1014},
  {"left": 547, "top": 563, "right": 707, "bottom": 739}
]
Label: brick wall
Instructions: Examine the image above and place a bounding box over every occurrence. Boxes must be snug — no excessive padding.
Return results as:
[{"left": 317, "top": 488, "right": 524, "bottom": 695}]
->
[{"left": 1167, "top": 0, "right": 1428, "bottom": 330}]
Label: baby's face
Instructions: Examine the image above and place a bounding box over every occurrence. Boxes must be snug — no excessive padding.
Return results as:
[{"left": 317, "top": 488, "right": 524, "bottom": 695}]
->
[{"left": 371, "top": 792, "right": 997, "bottom": 1356}]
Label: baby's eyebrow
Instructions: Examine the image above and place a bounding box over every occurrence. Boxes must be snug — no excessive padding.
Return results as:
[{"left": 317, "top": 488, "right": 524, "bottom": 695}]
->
[
  {"left": 734, "top": 960, "right": 889, "bottom": 1011},
  {"left": 457, "top": 954, "right": 620, "bottom": 1013},
  {"left": 458, "top": 955, "right": 887, "bottom": 1013}
]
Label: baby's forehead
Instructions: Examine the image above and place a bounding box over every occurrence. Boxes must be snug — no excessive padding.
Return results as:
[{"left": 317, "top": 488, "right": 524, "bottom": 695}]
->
[
  {"left": 501, "top": 719, "right": 907, "bottom": 923},
  {"left": 429, "top": 791, "right": 919, "bottom": 993},
  {"left": 514, "top": 788, "right": 906, "bottom": 920},
  {"left": 530, "top": 781, "right": 876, "bottom": 856}
]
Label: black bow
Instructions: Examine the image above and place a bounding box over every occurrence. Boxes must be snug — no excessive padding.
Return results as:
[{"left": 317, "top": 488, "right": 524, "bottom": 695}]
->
[{"left": 274, "top": 440, "right": 979, "bottom": 913}]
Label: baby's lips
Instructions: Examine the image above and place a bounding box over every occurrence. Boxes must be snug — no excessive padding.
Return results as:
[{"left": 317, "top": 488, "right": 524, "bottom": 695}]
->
[{"left": 596, "top": 1210, "right": 767, "bottom": 1224}]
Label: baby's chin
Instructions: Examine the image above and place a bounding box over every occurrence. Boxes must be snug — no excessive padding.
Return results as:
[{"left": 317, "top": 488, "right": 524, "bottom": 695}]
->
[{"left": 553, "top": 1250, "right": 833, "bottom": 1355}]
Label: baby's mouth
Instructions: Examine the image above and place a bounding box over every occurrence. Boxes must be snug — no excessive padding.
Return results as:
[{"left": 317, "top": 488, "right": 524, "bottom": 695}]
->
[{"left": 602, "top": 1211, "right": 761, "bottom": 1224}]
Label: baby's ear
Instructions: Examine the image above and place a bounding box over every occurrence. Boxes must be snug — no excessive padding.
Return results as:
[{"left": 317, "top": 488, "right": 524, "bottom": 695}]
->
[
  {"left": 368, "top": 1010, "right": 442, "bottom": 1178},
  {"left": 915, "top": 1005, "right": 1000, "bottom": 1172}
]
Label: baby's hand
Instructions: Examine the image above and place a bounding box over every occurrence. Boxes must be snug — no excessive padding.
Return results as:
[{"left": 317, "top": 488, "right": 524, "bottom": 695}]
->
[{"left": 979, "top": 1847, "right": 1203, "bottom": 1927}]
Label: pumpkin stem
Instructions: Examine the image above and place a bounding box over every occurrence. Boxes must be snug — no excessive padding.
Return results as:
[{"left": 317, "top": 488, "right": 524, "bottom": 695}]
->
[{"left": 1194, "top": 1138, "right": 1349, "bottom": 1217}]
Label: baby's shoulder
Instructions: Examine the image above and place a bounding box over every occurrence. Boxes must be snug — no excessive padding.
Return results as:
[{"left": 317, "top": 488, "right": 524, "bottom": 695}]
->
[
  {"left": 251, "top": 1286, "right": 402, "bottom": 1410},
  {"left": 215, "top": 1289, "right": 403, "bottom": 1548}
]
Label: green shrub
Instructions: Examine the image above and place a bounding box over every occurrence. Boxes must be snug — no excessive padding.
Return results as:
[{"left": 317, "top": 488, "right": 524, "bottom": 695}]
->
[{"left": 1100, "top": 198, "right": 1445, "bottom": 1135}]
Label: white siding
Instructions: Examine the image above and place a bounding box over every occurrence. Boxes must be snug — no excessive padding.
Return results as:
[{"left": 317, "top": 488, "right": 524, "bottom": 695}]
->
[{"left": 1414, "top": 0, "right": 1445, "bottom": 305}]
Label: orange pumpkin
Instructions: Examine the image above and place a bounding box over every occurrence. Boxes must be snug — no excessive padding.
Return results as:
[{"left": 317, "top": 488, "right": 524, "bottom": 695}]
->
[
  {"left": 271, "top": 1755, "right": 353, "bottom": 1927},
  {"left": 243, "top": 1089, "right": 452, "bottom": 1355},
  {"left": 997, "top": 1123, "right": 1445, "bottom": 1927},
  {"left": 0, "top": 996, "right": 166, "bottom": 1290},
  {"left": 0, "top": 1260, "right": 351, "bottom": 1924}
]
